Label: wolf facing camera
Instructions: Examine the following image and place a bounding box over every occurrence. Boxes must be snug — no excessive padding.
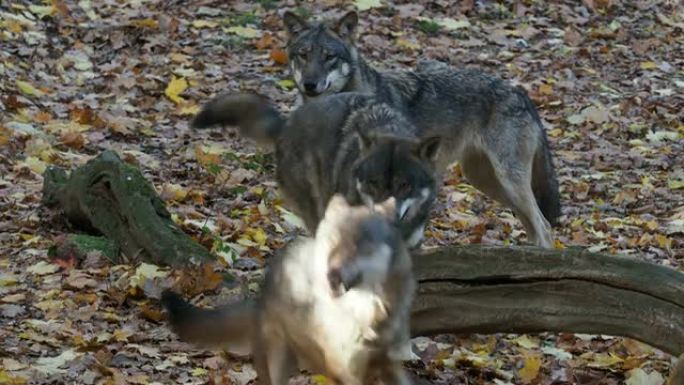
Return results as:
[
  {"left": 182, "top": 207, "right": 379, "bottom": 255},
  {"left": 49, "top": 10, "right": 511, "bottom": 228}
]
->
[{"left": 283, "top": 11, "right": 561, "bottom": 248}]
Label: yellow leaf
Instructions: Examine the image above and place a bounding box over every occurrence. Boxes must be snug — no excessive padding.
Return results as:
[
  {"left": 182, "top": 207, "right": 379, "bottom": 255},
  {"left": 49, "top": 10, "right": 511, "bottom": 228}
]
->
[
  {"left": 19, "top": 156, "right": 47, "bottom": 174},
  {"left": 130, "top": 18, "right": 159, "bottom": 29},
  {"left": 0, "top": 370, "right": 28, "bottom": 384},
  {"left": 395, "top": 38, "right": 420, "bottom": 50},
  {"left": 539, "top": 83, "right": 553, "bottom": 95},
  {"left": 179, "top": 103, "right": 201, "bottom": 116},
  {"left": 225, "top": 26, "right": 260, "bottom": 38},
  {"left": 16, "top": 80, "right": 44, "bottom": 97},
  {"left": 112, "top": 329, "right": 133, "bottom": 342},
  {"left": 247, "top": 228, "right": 267, "bottom": 246},
  {"left": 655, "top": 234, "right": 671, "bottom": 249},
  {"left": 584, "top": 352, "right": 624, "bottom": 368},
  {"left": 354, "top": 0, "right": 383, "bottom": 11},
  {"left": 165, "top": 76, "right": 188, "bottom": 104},
  {"left": 548, "top": 128, "right": 563, "bottom": 137},
  {"left": 29, "top": 5, "right": 54, "bottom": 18},
  {"left": 639, "top": 61, "right": 657, "bottom": 70},
  {"left": 192, "top": 20, "right": 218, "bottom": 29},
  {"left": 277, "top": 79, "right": 295, "bottom": 90},
  {"left": 513, "top": 335, "right": 539, "bottom": 349},
  {"left": 519, "top": 355, "right": 542, "bottom": 384},
  {"left": 668, "top": 179, "right": 684, "bottom": 189},
  {"left": 191, "top": 367, "right": 208, "bottom": 376},
  {"left": 129, "top": 263, "right": 169, "bottom": 289}
]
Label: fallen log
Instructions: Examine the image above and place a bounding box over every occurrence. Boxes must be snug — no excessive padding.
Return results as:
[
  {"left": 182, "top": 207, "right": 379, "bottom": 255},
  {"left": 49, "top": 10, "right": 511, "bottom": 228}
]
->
[
  {"left": 42, "top": 150, "right": 213, "bottom": 266},
  {"left": 411, "top": 245, "right": 684, "bottom": 357}
]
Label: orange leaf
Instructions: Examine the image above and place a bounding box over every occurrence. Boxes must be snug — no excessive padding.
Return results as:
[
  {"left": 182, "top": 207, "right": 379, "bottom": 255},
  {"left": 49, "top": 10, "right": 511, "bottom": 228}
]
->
[
  {"left": 255, "top": 33, "right": 275, "bottom": 50},
  {"left": 60, "top": 131, "right": 85, "bottom": 150},
  {"left": 270, "top": 48, "right": 288, "bottom": 65}
]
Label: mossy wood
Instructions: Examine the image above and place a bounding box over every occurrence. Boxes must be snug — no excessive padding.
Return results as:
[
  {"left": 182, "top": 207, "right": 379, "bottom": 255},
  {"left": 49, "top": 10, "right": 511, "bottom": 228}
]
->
[
  {"left": 411, "top": 246, "right": 684, "bottom": 357},
  {"left": 42, "top": 150, "right": 212, "bottom": 266}
]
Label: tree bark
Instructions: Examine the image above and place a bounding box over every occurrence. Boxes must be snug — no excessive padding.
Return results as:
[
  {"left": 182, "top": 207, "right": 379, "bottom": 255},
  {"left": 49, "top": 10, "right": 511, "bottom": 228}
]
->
[
  {"left": 410, "top": 245, "right": 684, "bottom": 357},
  {"left": 42, "top": 150, "right": 213, "bottom": 266}
]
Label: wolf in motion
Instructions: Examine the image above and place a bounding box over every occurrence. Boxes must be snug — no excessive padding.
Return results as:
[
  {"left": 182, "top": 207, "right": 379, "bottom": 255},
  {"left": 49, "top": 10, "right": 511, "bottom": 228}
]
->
[
  {"left": 193, "top": 92, "right": 440, "bottom": 248},
  {"left": 163, "top": 195, "right": 415, "bottom": 385},
  {"left": 283, "top": 11, "right": 561, "bottom": 248}
]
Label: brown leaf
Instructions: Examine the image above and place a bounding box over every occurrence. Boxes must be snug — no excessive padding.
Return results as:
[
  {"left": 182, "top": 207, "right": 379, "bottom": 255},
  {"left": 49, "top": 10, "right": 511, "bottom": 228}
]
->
[
  {"left": 270, "top": 48, "right": 288, "bottom": 65},
  {"left": 60, "top": 131, "right": 86, "bottom": 150}
]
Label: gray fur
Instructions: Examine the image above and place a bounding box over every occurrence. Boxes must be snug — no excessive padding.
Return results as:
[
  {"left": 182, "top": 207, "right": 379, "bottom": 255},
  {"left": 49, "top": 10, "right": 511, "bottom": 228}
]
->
[
  {"left": 284, "top": 11, "right": 561, "bottom": 248},
  {"left": 193, "top": 91, "right": 439, "bottom": 247}
]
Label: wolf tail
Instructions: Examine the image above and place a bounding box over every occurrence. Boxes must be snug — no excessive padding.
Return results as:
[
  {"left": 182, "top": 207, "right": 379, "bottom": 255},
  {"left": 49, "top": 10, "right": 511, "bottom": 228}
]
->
[
  {"left": 516, "top": 87, "right": 561, "bottom": 227},
  {"left": 161, "top": 290, "right": 255, "bottom": 349},
  {"left": 191, "top": 93, "right": 285, "bottom": 145}
]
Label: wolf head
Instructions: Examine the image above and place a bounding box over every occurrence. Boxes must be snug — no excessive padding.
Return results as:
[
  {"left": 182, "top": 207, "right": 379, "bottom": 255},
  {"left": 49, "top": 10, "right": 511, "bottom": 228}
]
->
[
  {"left": 352, "top": 131, "right": 440, "bottom": 248},
  {"left": 283, "top": 11, "right": 358, "bottom": 98},
  {"left": 317, "top": 195, "right": 403, "bottom": 295}
]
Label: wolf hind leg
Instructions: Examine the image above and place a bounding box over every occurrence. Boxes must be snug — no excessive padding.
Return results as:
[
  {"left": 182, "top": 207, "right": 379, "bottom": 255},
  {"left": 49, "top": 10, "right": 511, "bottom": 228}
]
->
[{"left": 460, "top": 149, "right": 554, "bottom": 248}]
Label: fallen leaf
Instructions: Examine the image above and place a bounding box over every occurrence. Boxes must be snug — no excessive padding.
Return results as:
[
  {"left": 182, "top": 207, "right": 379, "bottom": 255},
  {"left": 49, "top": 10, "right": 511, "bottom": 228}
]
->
[
  {"left": 165, "top": 76, "right": 188, "bottom": 104},
  {"left": 26, "top": 261, "right": 60, "bottom": 276},
  {"left": 129, "top": 263, "right": 169, "bottom": 289},
  {"left": 270, "top": 48, "right": 288, "bottom": 65},
  {"left": 640, "top": 61, "right": 658, "bottom": 70},
  {"left": 33, "top": 349, "right": 81, "bottom": 374},
  {"left": 225, "top": 26, "right": 260, "bottom": 38},
  {"left": 625, "top": 368, "right": 664, "bottom": 385},
  {"left": 1, "top": 293, "right": 26, "bottom": 303},
  {"left": 354, "top": 0, "right": 383, "bottom": 11},
  {"left": 277, "top": 79, "right": 296, "bottom": 90},
  {"left": 16, "top": 80, "right": 44, "bottom": 97},
  {"left": 519, "top": 354, "right": 542, "bottom": 384},
  {"left": 191, "top": 20, "right": 218, "bottom": 29}
]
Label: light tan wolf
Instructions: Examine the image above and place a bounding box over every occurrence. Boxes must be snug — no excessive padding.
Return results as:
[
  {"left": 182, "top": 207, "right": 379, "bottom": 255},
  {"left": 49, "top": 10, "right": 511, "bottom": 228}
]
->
[{"left": 163, "top": 195, "right": 414, "bottom": 385}]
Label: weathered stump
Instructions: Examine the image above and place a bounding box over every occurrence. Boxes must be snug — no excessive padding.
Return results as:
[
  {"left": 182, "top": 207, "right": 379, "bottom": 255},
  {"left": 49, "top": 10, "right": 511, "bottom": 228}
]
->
[
  {"left": 42, "top": 150, "right": 213, "bottom": 266},
  {"left": 411, "top": 246, "right": 684, "bottom": 357}
]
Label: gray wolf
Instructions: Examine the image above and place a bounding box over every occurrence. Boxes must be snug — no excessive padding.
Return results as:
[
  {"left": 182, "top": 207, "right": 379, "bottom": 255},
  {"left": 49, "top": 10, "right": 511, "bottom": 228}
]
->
[
  {"left": 163, "top": 195, "right": 414, "bottom": 385},
  {"left": 282, "top": 10, "right": 561, "bottom": 248},
  {"left": 193, "top": 92, "right": 440, "bottom": 248}
]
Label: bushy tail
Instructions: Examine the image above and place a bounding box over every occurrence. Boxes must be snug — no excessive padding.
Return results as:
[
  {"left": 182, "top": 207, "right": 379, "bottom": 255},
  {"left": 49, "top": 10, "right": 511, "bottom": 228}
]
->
[
  {"left": 161, "top": 290, "right": 255, "bottom": 349},
  {"left": 192, "top": 93, "right": 285, "bottom": 145},
  {"left": 516, "top": 87, "right": 561, "bottom": 227}
]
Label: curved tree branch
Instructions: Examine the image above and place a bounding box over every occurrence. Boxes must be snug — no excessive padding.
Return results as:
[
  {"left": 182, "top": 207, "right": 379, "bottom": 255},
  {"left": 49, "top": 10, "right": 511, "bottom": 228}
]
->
[{"left": 411, "top": 246, "right": 684, "bottom": 357}]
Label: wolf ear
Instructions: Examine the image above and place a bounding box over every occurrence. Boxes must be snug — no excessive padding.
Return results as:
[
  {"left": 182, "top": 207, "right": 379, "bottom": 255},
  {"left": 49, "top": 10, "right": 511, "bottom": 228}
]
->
[
  {"left": 325, "top": 194, "right": 351, "bottom": 218},
  {"left": 373, "top": 197, "right": 397, "bottom": 220},
  {"left": 416, "top": 136, "right": 441, "bottom": 162},
  {"left": 283, "top": 11, "right": 309, "bottom": 36},
  {"left": 335, "top": 11, "right": 358, "bottom": 40}
]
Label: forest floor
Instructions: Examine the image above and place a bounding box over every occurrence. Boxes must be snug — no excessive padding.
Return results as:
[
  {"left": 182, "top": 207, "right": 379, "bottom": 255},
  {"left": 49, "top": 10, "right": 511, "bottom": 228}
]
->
[{"left": 0, "top": 0, "right": 682, "bottom": 384}]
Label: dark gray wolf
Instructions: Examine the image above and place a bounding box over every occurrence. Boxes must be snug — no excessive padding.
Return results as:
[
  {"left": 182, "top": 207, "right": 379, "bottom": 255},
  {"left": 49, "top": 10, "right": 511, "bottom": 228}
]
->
[
  {"left": 193, "top": 92, "right": 440, "bottom": 248},
  {"left": 282, "top": 11, "right": 561, "bottom": 248},
  {"left": 163, "top": 195, "right": 414, "bottom": 385}
]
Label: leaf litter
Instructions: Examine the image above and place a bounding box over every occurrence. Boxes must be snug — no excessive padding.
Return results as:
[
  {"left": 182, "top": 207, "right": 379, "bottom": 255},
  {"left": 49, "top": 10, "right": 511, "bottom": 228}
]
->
[{"left": 0, "top": 0, "right": 682, "bottom": 384}]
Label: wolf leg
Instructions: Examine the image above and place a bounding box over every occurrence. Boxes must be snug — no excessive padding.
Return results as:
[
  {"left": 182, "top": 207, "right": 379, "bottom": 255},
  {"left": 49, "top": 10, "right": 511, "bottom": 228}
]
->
[
  {"left": 253, "top": 324, "right": 294, "bottom": 385},
  {"left": 460, "top": 149, "right": 553, "bottom": 248},
  {"left": 494, "top": 169, "right": 554, "bottom": 248},
  {"left": 376, "top": 361, "right": 411, "bottom": 385}
]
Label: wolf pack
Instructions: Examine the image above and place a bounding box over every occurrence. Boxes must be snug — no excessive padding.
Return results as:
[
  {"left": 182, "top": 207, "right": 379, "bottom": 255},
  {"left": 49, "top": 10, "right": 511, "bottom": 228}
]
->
[{"left": 163, "top": 10, "right": 562, "bottom": 385}]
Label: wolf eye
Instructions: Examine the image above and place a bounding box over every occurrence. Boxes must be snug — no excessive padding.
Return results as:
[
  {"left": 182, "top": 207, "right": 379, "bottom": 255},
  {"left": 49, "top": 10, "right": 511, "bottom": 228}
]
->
[
  {"left": 395, "top": 180, "right": 411, "bottom": 195},
  {"left": 325, "top": 53, "right": 337, "bottom": 62}
]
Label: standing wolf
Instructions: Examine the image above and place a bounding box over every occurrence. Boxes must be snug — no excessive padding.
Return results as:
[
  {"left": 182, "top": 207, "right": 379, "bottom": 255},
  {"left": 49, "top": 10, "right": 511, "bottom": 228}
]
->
[
  {"left": 163, "top": 195, "right": 415, "bottom": 385},
  {"left": 282, "top": 11, "right": 561, "bottom": 248},
  {"left": 193, "top": 92, "right": 440, "bottom": 248}
]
